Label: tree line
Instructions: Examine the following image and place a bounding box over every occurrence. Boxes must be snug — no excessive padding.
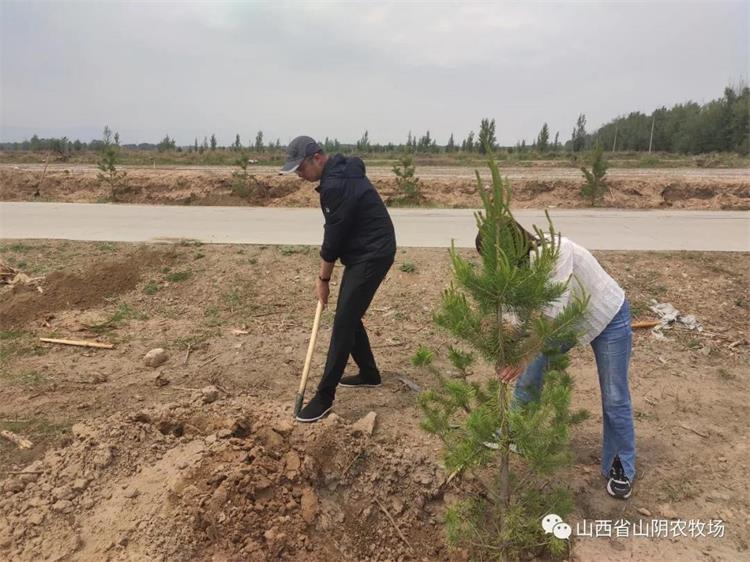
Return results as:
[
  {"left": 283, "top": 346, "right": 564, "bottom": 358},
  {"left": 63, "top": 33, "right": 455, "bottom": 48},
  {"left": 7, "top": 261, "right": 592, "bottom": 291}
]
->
[{"left": 2, "top": 84, "right": 747, "bottom": 156}]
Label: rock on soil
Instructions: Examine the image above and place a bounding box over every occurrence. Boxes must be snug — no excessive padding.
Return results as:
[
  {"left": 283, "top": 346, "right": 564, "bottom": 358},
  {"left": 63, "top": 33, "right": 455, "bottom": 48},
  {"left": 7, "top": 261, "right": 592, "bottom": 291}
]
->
[
  {"left": 351, "top": 411, "right": 378, "bottom": 437},
  {"left": 143, "top": 348, "right": 169, "bottom": 368}
]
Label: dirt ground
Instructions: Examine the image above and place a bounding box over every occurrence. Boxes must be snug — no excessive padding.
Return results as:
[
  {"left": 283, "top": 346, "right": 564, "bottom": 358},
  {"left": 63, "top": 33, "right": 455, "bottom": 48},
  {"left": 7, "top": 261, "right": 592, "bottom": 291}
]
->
[
  {"left": 1, "top": 165, "right": 749, "bottom": 210},
  {"left": 0, "top": 239, "right": 748, "bottom": 561}
]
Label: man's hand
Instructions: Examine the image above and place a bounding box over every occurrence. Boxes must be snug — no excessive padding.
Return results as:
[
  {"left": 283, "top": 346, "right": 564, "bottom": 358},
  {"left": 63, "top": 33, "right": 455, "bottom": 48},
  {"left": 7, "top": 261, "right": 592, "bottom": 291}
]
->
[
  {"left": 317, "top": 259, "right": 335, "bottom": 307},
  {"left": 500, "top": 364, "right": 525, "bottom": 384},
  {"left": 316, "top": 278, "right": 330, "bottom": 307}
]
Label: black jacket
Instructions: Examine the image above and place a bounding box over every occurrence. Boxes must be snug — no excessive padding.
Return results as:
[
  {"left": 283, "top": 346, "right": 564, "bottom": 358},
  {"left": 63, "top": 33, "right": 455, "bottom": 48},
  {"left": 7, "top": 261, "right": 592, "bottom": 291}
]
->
[{"left": 316, "top": 154, "right": 396, "bottom": 266}]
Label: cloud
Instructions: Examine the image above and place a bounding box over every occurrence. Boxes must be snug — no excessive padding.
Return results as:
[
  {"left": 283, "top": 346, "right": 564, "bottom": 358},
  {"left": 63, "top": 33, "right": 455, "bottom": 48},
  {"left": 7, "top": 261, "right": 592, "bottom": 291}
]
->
[{"left": 1, "top": 1, "right": 746, "bottom": 145}]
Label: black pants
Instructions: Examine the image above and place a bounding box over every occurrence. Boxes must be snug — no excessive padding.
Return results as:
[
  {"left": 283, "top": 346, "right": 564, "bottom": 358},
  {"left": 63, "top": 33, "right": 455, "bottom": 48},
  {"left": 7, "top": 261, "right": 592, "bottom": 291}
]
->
[{"left": 317, "top": 256, "right": 393, "bottom": 401}]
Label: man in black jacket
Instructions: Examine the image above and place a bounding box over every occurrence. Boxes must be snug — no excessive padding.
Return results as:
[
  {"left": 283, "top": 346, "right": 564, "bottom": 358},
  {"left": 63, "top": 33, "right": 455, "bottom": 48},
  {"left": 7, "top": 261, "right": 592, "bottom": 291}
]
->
[{"left": 281, "top": 136, "right": 397, "bottom": 422}]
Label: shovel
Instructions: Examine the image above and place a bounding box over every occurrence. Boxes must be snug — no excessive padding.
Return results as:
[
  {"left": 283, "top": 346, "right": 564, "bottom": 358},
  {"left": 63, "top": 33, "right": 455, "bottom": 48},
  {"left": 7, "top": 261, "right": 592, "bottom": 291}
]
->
[{"left": 294, "top": 300, "right": 324, "bottom": 417}]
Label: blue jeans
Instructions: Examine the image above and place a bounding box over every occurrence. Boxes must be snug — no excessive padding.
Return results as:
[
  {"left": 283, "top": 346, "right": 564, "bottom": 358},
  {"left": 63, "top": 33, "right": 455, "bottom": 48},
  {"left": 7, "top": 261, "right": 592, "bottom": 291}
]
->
[{"left": 513, "top": 300, "right": 636, "bottom": 480}]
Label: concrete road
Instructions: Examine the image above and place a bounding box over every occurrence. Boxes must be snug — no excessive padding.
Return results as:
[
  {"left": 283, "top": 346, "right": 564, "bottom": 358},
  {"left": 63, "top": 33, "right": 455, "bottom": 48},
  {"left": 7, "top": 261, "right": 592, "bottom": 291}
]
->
[{"left": 1, "top": 202, "right": 748, "bottom": 251}]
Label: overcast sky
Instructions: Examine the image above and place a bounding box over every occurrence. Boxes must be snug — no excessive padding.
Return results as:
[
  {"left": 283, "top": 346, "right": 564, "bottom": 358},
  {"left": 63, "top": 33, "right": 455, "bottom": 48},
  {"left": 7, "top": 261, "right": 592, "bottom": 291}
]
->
[{"left": 1, "top": 1, "right": 747, "bottom": 146}]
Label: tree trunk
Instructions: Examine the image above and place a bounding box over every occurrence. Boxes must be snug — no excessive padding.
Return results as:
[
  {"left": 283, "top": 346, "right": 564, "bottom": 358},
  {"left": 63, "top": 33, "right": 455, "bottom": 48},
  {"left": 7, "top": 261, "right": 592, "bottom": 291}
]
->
[{"left": 497, "top": 372, "right": 511, "bottom": 509}]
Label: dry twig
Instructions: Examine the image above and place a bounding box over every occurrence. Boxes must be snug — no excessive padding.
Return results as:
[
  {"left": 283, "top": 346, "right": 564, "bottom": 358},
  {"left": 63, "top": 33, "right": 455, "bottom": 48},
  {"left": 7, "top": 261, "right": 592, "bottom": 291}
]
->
[{"left": 375, "top": 497, "right": 412, "bottom": 551}]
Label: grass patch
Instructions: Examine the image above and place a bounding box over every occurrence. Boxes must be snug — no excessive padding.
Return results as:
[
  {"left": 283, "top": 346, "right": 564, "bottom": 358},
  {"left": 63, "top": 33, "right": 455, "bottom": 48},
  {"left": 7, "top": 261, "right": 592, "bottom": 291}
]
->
[
  {"left": 0, "top": 369, "right": 49, "bottom": 386},
  {"left": 89, "top": 304, "right": 145, "bottom": 333},
  {"left": 0, "top": 330, "right": 24, "bottom": 341},
  {"left": 0, "top": 417, "right": 71, "bottom": 439},
  {"left": 96, "top": 242, "right": 119, "bottom": 253},
  {"left": 400, "top": 261, "right": 416, "bottom": 273},
  {"left": 143, "top": 281, "right": 160, "bottom": 295},
  {"left": 166, "top": 270, "right": 192, "bottom": 282},
  {"left": 6, "top": 242, "right": 30, "bottom": 253},
  {"left": 280, "top": 245, "right": 310, "bottom": 256},
  {"left": 411, "top": 345, "right": 434, "bottom": 367},
  {"left": 0, "top": 331, "right": 47, "bottom": 362},
  {"left": 718, "top": 368, "right": 736, "bottom": 381},
  {"left": 204, "top": 305, "right": 221, "bottom": 328}
]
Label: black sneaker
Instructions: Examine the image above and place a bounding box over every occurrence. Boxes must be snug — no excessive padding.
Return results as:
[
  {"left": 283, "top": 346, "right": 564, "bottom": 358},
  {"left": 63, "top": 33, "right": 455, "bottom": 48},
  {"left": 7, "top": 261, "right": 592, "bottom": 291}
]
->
[
  {"left": 606, "top": 456, "right": 633, "bottom": 499},
  {"left": 295, "top": 394, "right": 333, "bottom": 423},
  {"left": 339, "top": 373, "right": 382, "bottom": 388}
]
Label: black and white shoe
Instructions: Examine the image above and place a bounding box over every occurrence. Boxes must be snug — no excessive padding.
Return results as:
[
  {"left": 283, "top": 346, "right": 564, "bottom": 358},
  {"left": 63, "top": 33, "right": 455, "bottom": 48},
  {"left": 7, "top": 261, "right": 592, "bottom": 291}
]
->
[
  {"left": 339, "top": 373, "right": 382, "bottom": 388},
  {"left": 606, "top": 456, "right": 633, "bottom": 499},
  {"left": 295, "top": 394, "right": 333, "bottom": 423},
  {"left": 481, "top": 429, "right": 520, "bottom": 454}
]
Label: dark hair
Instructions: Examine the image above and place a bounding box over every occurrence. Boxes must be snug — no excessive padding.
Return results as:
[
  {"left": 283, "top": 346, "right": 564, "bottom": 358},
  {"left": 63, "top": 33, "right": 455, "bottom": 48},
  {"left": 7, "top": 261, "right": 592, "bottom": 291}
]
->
[{"left": 475, "top": 220, "right": 537, "bottom": 263}]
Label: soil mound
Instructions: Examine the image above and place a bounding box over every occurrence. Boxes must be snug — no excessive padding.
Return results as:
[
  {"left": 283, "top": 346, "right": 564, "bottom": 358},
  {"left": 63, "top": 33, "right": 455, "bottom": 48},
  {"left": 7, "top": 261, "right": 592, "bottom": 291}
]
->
[
  {"left": 0, "top": 249, "right": 169, "bottom": 330},
  {"left": 0, "top": 397, "right": 448, "bottom": 561}
]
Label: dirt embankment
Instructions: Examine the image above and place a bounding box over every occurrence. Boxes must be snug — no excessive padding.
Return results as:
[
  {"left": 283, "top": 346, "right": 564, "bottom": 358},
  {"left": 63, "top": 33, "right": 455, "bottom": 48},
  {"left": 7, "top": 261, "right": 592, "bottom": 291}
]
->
[{"left": 1, "top": 167, "right": 749, "bottom": 209}]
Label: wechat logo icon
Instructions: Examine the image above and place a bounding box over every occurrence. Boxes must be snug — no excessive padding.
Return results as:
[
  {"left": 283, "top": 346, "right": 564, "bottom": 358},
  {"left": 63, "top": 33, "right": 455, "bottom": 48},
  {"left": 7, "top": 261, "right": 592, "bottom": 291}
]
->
[{"left": 542, "top": 513, "right": 572, "bottom": 540}]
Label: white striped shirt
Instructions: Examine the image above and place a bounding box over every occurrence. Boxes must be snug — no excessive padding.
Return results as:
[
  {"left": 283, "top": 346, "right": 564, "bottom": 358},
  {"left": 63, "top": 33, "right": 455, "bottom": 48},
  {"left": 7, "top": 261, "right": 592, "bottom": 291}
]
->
[{"left": 544, "top": 236, "right": 625, "bottom": 345}]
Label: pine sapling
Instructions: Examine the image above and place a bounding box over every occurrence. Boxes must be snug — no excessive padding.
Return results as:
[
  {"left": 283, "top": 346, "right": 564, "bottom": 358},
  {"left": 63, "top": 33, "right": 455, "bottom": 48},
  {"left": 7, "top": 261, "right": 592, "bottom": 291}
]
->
[
  {"left": 231, "top": 152, "right": 263, "bottom": 199},
  {"left": 97, "top": 141, "right": 127, "bottom": 201},
  {"left": 419, "top": 151, "right": 589, "bottom": 560},
  {"left": 580, "top": 142, "right": 609, "bottom": 206},
  {"left": 392, "top": 153, "right": 423, "bottom": 204}
]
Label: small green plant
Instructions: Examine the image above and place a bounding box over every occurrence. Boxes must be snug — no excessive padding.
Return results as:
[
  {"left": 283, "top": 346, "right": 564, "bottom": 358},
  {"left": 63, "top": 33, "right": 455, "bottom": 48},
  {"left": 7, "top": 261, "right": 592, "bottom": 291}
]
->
[
  {"left": 231, "top": 153, "right": 264, "bottom": 199},
  {"left": 399, "top": 261, "right": 416, "bottom": 273},
  {"left": 280, "top": 246, "right": 309, "bottom": 256},
  {"left": 166, "top": 270, "right": 191, "bottom": 282},
  {"left": 411, "top": 345, "right": 434, "bottom": 366},
  {"left": 0, "top": 369, "right": 49, "bottom": 386},
  {"left": 178, "top": 239, "right": 203, "bottom": 247},
  {"left": 580, "top": 142, "right": 609, "bottom": 206},
  {"left": 89, "top": 304, "right": 145, "bottom": 333},
  {"left": 0, "top": 330, "right": 24, "bottom": 341},
  {"left": 97, "top": 242, "right": 118, "bottom": 253},
  {"left": 143, "top": 281, "right": 159, "bottom": 295},
  {"left": 97, "top": 134, "right": 128, "bottom": 201},
  {"left": 718, "top": 368, "right": 735, "bottom": 381},
  {"left": 8, "top": 242, "right": 29, "bottom": 253},
  {"left": 392, "top": 153, "right": 423, "bottom": 204},
  {"left": 447, "top": 345, "right": 474, "bottom": 375}
]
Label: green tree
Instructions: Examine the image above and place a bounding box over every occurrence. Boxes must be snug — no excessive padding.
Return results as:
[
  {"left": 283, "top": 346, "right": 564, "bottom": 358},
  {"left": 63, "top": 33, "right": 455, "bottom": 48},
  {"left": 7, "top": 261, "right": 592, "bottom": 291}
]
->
[
  {"left": 255, "top": 130, "right": 264, "bottom": 152},
  {"left": 571, "top": 114, "right": 586, "bottom": 152},
  {"left": 463, "top": 130, "right": 475, "bottom": 152},
  {"left": 419, "top": 152, "right": 587, "bottom": 560},
  {"left": 157, "top": 134, "right": 176, "bottom": 152},
  {"left": 356, "top": 130, "right": 370, "bottom": 152},
  {"left": 446, "top": 133, "right": 455, "bottom": 153},
  {"left": 580, "top": 142, "right": 609, "bottom": 206},
  {"left": 537, "top": 123, "right": 550, "bottom": 152},
  {"left": 391, "top": 152, "right": 422, "bottom": 204},
  {"left": 231, "top": 152, "right": 263, "bottom": 199},
  {"left": 478, "top": 118, "right": 497, "bottom": 154},
  {"left": 97, "top": 130, "right": 127, "bottom": 201},
  {"left": 418, "top": 130, "right": 435, "bottom": 153},
  {"left": 210, "top": 134, "right": 217, "bottom": 151},
  {"left": 232, "top": 134, "right": 242, "bottom": 151}
]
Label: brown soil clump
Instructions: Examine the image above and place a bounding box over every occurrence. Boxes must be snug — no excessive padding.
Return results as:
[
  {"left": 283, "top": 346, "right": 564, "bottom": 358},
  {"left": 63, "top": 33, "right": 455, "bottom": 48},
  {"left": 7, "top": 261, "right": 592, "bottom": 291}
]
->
[
  {"left": 0, "top": 399, "right": 446, "bottom": 561},
  {"left": 0, "top": 249, "right": 169, "bottom": 330}
]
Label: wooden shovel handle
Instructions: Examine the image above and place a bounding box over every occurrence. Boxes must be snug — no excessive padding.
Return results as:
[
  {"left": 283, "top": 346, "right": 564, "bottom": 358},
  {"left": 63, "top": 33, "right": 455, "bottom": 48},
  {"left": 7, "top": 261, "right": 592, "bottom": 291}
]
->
[{"left": 295, "top": 300, "right": 324, "bottom": 414}]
